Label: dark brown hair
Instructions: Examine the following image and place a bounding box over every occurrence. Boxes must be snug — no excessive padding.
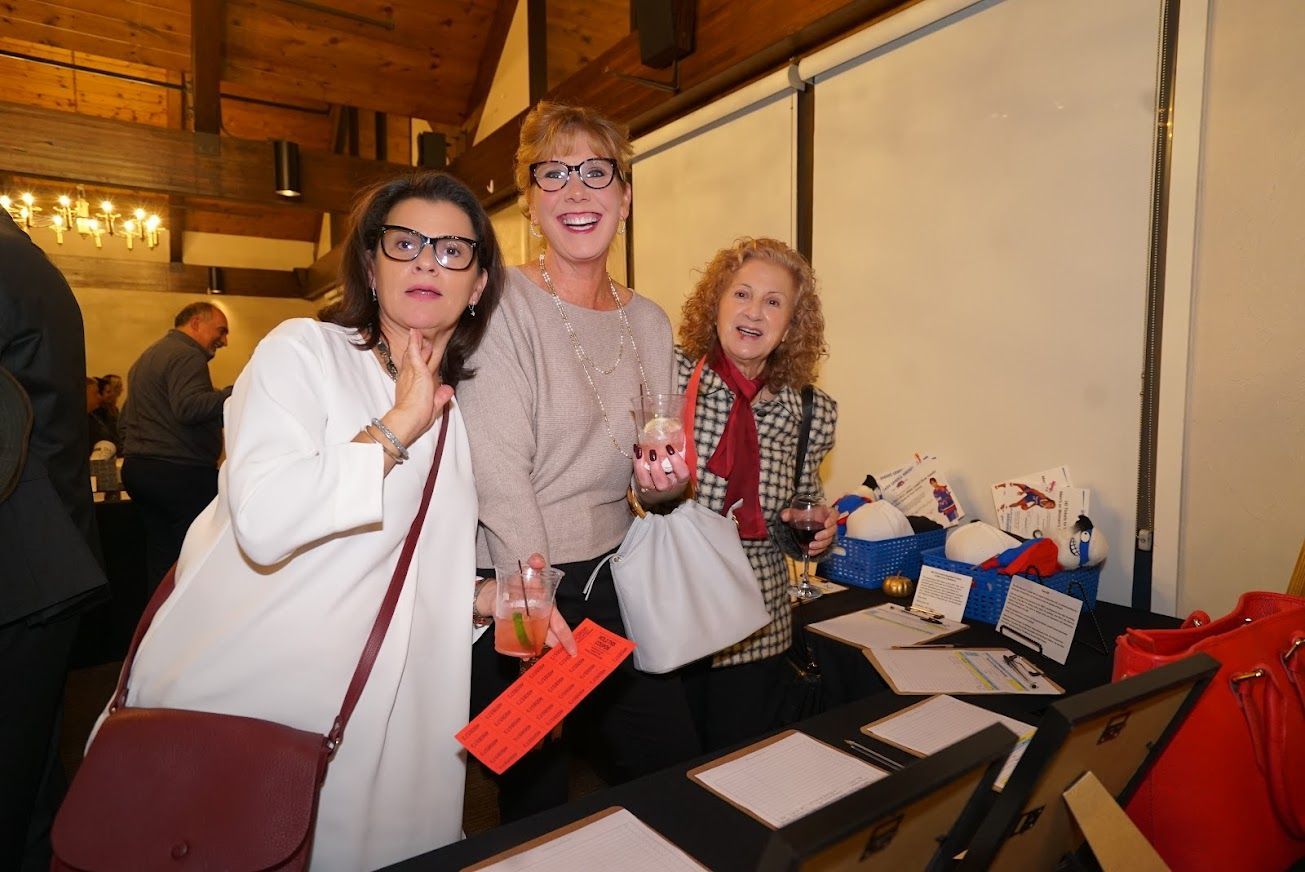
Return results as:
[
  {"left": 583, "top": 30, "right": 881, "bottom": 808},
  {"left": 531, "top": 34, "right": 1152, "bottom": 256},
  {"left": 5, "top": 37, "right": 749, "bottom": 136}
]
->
[{"left": 319, "top": 171, "right": 506, "bottom": 387}]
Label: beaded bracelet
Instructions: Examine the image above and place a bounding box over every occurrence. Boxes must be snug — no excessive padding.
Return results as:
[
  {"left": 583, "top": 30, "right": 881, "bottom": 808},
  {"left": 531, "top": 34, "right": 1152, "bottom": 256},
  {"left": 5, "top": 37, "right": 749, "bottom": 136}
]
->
[{"left": 369, "top": 418, "right": 411, "bottom": 462}]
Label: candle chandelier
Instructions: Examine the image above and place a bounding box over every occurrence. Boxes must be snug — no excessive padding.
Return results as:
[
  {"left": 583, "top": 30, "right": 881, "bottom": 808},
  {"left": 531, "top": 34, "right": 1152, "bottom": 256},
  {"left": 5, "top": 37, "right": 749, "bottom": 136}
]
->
[{"left": 1, "top": 185, "right": 165, "bottom": 251}]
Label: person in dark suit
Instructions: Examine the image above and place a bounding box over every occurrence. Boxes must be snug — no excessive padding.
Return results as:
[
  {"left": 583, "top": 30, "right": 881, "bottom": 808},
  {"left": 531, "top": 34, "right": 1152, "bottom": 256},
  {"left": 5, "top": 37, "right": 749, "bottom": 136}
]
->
[
  {"left": 0, "top": 210, "right": 109, "bottom": 871},
  {"left": 120, "top": 301, "right": 231, "bottom": 590}
]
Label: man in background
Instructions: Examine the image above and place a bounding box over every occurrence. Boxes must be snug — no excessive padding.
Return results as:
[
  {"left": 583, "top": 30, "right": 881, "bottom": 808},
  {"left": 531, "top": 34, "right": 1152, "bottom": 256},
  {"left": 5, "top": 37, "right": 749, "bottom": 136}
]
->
[
  {"left": 0, "top": 210, "right": 109, "bottom": 871},
  {"left": 120, "top": 302, "right": 231, "bottom": 591}
]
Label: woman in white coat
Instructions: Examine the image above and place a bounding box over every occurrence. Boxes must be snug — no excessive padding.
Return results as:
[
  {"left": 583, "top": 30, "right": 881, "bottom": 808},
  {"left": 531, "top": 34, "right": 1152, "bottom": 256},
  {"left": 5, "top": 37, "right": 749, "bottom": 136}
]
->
[{"left": 100, "top": 172, "right": 571, "bottom": 870}]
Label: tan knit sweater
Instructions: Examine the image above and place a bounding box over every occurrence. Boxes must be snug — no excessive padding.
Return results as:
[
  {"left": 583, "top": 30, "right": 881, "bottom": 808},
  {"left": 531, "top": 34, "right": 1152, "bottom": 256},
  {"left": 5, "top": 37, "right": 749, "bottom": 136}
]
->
[{"left": 459, "top": 267, "right": 675, "bottom": 570}]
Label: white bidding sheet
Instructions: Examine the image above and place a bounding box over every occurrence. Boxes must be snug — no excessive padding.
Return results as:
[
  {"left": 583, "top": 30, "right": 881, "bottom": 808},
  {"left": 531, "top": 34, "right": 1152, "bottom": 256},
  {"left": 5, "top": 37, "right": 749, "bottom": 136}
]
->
[
  {"left": 863, "top": 647, "right": 1064, "bottom": 695},
  {"left": 689, "top": 731, "right": 890, "bottom": 829},
  {"left": 468, "top": 807, "right": 707, "bottom": 871},
  {"left": 862, "top": 695, "right": 1036, "bottom": 791},
  {"left": 807, "top": 603, "right": 966, "bottom": 649}
]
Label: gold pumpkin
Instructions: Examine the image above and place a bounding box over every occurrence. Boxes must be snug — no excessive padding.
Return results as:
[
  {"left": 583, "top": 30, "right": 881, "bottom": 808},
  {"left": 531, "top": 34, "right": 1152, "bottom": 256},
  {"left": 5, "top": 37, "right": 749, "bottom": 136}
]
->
[{"left": 882, "top": 575, "right": 915, "bottom": 598}]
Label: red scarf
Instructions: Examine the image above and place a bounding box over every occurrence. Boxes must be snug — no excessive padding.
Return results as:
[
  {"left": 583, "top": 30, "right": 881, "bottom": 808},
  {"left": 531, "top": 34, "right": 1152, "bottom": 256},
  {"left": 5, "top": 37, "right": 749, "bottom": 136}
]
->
[{"left": 705, "top": 348, "right": 767, "bottom": 539}]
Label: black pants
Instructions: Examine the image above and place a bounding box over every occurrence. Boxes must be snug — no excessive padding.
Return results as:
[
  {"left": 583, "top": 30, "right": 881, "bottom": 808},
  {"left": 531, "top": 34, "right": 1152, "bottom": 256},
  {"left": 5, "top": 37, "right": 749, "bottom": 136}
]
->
[
  {"left": 0, "top": 614, "right": 78, "bottom": 872},
  {"left": 683, "top": 653, "right": 789, "bottom": 753},
  {"left": 122, "top": 457, "right": 217, "bottom": 592},
  {"left": 471, "top": 553, "right": 702, "bottom": 823}
]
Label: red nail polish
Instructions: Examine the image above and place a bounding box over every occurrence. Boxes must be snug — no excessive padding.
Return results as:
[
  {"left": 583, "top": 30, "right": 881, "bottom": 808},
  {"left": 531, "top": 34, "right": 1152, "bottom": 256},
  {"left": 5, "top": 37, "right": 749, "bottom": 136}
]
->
[
  {"left": 666, "top": 444, "right": 676, "bottom": 455},
  {"left": 649, "top": 449, "right": 658, "bottom": 462},
  {"left": 633, "top": 444, "right": 642, "bottom": 459}
]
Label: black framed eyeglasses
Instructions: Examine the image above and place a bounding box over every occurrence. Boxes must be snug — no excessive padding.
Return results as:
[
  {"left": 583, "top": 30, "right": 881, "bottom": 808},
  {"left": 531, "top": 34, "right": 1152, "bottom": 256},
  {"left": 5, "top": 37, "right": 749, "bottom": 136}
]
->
[
  {"left": 378, "top": 225, "right": 479, "bottom": 270},
  {"left": 528, "top": 158, "right": 622, "bottom": 192}
]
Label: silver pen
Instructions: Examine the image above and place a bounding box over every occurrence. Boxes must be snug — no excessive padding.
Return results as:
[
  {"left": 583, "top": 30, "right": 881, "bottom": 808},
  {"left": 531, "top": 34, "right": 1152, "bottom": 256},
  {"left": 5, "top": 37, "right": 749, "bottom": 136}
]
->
[{"left": 844, "top": 739, "right": 905, "bottom": 771}]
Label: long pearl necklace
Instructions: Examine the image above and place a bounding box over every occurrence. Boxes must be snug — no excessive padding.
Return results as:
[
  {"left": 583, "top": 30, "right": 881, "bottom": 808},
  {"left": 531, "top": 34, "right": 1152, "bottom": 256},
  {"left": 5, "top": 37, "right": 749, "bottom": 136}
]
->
[{"left": 538, "top": 253, "right": 648, "bottom": 459}]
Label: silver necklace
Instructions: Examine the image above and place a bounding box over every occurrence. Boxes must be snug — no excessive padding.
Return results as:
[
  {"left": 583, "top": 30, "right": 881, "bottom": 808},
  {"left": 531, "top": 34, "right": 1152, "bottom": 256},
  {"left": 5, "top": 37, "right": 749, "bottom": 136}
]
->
[
  {"left": 538, "top": 253, "right": 648, "bottom": 459},
  {"left": 374, "top": 335, "right": 399, "bottom": 381}
]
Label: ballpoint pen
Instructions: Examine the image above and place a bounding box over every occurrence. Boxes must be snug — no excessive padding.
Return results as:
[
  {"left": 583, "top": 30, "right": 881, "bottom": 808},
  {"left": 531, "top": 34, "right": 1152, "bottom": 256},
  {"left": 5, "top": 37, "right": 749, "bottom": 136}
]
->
[
  {"left": 889, "top": 643, "right": 956, "bottom": 649},
  {"left": 904, "top": 606, "right": 945, "bottom": 625},
  {"left": 1003, "top": 653, "right": 1040, "bottom": 689},
  {"left": 844, "top": 739, "right": 905, "bottom": 771}
]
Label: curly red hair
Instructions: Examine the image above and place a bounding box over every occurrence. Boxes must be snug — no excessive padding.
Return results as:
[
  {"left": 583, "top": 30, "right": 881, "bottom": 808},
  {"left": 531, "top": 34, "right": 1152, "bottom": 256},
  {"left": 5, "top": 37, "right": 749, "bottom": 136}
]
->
[{"left": 678, "top": 238, "right": 827, "bottom": 391}]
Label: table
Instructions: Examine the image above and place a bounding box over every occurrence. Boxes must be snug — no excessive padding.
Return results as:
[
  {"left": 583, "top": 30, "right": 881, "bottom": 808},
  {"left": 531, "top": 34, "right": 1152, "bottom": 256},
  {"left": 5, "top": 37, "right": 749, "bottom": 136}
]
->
[{"left": 392, "top": 590, "right": 1178, "bottom": 871}]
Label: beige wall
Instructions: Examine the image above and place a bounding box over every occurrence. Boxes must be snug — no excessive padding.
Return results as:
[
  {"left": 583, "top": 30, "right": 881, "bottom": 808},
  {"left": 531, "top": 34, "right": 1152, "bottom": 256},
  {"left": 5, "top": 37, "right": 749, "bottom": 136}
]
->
[
  {"left": 1176, "top": 0, "right": 1305, "bottom": 615},
  {"left": 77, "top": 288, "right": 317, "bottom": 391}
]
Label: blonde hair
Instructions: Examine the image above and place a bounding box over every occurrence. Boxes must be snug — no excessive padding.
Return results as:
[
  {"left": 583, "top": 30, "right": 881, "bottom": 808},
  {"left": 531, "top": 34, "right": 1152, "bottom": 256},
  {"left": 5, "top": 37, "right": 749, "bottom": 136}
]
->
[
  {"left": 679, "top": 238, "right": 827, "bottom": 391},
  {"left": 514, "top": 101, "right": 633, "bottom": 218}
]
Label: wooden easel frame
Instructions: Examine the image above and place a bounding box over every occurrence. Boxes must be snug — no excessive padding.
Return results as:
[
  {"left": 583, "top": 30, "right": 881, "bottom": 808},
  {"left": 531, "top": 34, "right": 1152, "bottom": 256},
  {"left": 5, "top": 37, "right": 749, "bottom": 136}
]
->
[
  {"left": 957, "top": 652, "right": 1219, "bottom": 871},
  {"left": 757, "top": 724, "right": 1018, "bottom": 871}
]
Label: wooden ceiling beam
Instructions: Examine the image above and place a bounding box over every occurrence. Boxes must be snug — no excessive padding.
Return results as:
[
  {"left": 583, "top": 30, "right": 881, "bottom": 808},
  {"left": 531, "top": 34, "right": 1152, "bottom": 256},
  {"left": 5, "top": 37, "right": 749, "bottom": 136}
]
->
[
  {"left": 191, "top": 0, "right": 225, "bottom": 135},
  {"left": 450, "top": 0, "right": 914, "bottom": 204},
  {"left": 464, "top": 0, "right": 519, "bottom": 125},
  {"left": 0, "top": 100, "right": 398, "bottom": 214},
  {"left": 299, "top": 243, "right": 344, "bottom": 299},
  {"left": 49, "top": 253, "right": 306, "bottom": 298},
  {"left": 168, "top": 194, "right": 186, "bottom": 262}
]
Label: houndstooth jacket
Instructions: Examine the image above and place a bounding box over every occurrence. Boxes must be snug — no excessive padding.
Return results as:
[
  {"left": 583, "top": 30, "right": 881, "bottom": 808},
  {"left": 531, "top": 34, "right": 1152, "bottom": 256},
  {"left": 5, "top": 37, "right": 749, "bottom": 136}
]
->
[{"left": 676, "top": 351, "right": 838, "bottom": 667}]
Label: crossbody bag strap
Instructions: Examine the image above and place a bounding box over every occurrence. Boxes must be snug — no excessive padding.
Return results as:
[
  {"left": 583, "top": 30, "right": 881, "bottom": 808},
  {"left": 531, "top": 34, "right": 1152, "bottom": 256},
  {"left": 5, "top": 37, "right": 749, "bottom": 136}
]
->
[
  {"left": 793, "top": 384, "right": 815, "bottom": 493},
  {"left": 682, "top": 356, "right": 707, "bottom": 486},
  {"left": 328, "top": 410, "right": 449, "bottom": 752}
]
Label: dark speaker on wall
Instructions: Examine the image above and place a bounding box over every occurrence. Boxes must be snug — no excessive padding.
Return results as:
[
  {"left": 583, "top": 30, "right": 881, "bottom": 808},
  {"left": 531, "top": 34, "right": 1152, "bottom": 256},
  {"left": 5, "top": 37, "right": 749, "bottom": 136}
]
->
[
  {"left": 632, "top": 0, "right": 696, "bottom": 69},
  {"left": 417, "top": 131, "right": 448, "bottom": 169}
]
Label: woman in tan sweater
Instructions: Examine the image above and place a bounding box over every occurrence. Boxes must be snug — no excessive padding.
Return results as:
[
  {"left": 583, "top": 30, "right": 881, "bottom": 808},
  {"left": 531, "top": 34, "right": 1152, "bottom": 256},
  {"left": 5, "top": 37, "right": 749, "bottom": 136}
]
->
[{"left": 458, "top": 101, "right": 700, "bottom": 822}]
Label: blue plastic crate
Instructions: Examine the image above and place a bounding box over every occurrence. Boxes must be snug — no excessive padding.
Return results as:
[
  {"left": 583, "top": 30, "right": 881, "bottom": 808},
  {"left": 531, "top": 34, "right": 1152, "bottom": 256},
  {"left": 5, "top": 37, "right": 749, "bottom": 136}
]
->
[
  {"left": 919, "top": 546, "right": 1101, "bottom": 624},
  {"left": 818, "top": 528, "right": 947, "bottom": 590}
]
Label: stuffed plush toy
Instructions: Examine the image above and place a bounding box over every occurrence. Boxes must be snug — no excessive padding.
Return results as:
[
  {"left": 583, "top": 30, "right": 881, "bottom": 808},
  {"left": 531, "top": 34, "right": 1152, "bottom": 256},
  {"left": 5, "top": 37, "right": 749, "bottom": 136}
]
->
[
  {"left": 834, "top": 474, "right": 882, "bottom": 530},
  {"left": 1051, "top": 514, "right": 1108, "bottom": 569}
]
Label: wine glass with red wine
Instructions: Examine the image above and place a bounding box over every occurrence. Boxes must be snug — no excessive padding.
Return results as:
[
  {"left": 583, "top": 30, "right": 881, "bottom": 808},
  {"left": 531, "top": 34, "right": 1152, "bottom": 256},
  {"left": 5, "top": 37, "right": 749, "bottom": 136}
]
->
[{"left": 786, "top": 493, "right": 831, "bottom": 602}]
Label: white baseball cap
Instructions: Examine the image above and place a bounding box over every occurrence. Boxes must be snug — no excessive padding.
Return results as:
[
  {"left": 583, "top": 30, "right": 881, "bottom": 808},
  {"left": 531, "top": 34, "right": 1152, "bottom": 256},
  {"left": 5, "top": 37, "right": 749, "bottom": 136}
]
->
[
  {"left": 945, "top": 521, "right": 1020, "bottom": 565},
  {"left": 846, "top": 500, "right": 914, "bottom": 542}
]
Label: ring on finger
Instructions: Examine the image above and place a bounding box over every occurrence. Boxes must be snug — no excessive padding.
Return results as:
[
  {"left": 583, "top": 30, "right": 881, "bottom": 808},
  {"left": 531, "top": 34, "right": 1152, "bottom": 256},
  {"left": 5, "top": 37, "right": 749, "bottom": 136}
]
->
[{"left": 660, "top": 458, "right": 673, "bottom": 474}]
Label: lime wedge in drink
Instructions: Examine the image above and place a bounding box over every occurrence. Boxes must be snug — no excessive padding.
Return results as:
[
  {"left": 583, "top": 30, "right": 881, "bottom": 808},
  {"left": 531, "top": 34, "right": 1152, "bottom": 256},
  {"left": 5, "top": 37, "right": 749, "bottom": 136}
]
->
[{"left": 512, "top": 612, "right": 531, "bottom": 649}]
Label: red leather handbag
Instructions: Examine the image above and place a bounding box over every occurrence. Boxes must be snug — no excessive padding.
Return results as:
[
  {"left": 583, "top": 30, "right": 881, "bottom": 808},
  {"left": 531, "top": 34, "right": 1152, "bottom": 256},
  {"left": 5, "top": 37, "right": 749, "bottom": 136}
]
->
[
  {"left": 52, "top": 414, "right": 449, "bottom": 872},
  {"left": 1113, "top": 590, "right": 1305, "bottom": 872}
]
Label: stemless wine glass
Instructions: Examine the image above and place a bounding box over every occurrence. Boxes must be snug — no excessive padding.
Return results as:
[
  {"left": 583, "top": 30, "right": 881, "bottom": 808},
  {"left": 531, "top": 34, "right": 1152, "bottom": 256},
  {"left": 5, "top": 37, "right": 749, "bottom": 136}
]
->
[{"left": 787, "top": 493, "right": 832, "bottom": 602}]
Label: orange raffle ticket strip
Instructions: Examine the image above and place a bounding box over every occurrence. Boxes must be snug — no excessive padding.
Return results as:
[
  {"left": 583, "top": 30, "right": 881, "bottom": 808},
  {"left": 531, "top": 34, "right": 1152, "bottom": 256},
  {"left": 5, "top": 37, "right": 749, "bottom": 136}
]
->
[{"left": 456, "top": 619, "right": 635, "bottom": 774}]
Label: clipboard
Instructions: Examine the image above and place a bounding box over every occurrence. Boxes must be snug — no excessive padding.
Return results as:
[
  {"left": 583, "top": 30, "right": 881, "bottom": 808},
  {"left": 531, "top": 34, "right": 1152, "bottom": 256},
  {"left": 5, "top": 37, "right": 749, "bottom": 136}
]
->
[
  {"left": 859, "top": 696, "right": 1036, "bottom": 758},
  {"left": 806, "top": 603, "right": 969, "bottom": 650},
  {"left": 688, "top": 730, "right": 884, "bottom": 830},
  {"left": 464, "top": 806, "right": 708, "bottom": 871},
  {"left": 860, "top": 697, "right": 946, "bottom": 757},
  {"left": 863, "top": 647, "right": 1065, "bottom": 696}
]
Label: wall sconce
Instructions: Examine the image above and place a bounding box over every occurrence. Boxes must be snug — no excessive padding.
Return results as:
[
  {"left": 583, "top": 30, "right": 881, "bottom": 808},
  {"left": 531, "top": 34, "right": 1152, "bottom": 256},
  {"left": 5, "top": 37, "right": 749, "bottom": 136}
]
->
[
  {"left": 273, "top": 140, "right": 302, "bottom": 198},
  {"left": 207, "top": 266, "right": 225, "bottom": 295}
]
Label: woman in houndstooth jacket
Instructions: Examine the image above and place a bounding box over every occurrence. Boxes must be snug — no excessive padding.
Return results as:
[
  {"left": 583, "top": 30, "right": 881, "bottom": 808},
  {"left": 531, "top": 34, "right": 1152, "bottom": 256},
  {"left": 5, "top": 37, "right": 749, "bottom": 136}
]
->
[{"left": 636, "top": 237, "right": 838, "bottom": 751}]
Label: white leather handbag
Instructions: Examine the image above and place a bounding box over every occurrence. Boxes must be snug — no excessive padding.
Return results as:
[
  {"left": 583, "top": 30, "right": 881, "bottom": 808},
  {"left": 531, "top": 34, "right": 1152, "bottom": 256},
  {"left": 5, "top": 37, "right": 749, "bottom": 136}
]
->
[{"left": 594, "top": 498, "right": 771, "bottom": 674}]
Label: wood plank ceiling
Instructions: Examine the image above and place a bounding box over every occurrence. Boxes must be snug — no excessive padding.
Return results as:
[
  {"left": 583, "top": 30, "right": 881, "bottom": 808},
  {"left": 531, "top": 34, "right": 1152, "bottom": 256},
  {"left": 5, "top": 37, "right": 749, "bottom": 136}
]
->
[{"left": 0, "top": 0, "right": 504, "bottom": 257}]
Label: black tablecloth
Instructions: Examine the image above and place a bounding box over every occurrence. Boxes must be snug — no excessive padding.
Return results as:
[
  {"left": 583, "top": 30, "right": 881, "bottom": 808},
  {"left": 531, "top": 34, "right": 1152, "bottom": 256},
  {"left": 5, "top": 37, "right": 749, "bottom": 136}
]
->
[{"left": 393, "top": 589, "right": 1179, "bottom": 871}]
